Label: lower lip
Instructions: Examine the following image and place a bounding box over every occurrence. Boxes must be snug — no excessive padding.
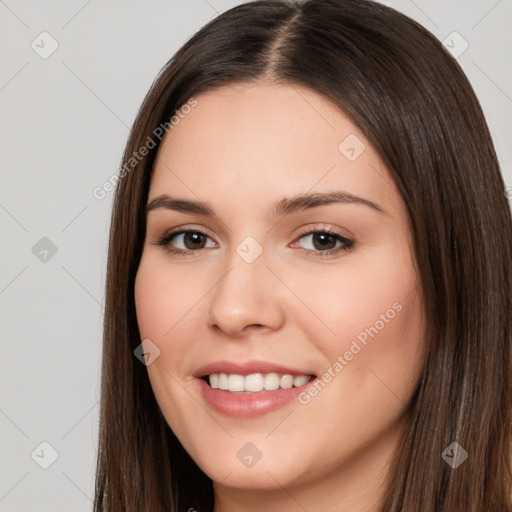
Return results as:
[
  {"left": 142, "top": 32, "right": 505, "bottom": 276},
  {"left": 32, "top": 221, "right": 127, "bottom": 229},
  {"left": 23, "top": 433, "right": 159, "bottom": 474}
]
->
[{"left": 196, "top": 377, "right": 316, "bottom": 417}]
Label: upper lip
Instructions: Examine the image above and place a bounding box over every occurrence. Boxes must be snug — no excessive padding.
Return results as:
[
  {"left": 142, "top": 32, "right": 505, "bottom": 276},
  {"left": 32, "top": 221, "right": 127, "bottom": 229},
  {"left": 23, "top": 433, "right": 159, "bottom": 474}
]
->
[{"left": 193, "top": 360, "right": 316, "bottom": 378}]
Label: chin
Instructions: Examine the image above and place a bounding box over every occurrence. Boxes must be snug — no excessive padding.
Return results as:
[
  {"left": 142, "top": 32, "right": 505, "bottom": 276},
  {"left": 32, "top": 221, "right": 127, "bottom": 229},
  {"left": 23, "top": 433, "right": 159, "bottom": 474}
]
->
[{"left": 189, "top": 437, "right": 315, "bottom": 490}]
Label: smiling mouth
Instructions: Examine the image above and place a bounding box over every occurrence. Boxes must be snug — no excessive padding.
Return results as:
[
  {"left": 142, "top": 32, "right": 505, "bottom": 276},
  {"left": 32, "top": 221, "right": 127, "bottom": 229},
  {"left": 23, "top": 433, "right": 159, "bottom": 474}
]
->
[{"left": 201, "top": 372, "right": 316, "bottom": 393}]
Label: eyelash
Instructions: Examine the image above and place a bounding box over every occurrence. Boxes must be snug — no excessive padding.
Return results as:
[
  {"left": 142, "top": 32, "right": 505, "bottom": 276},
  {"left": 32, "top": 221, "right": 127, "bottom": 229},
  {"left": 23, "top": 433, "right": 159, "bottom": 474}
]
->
[{"left": 154, "top": 226, "right": 355, "bottom": 259}]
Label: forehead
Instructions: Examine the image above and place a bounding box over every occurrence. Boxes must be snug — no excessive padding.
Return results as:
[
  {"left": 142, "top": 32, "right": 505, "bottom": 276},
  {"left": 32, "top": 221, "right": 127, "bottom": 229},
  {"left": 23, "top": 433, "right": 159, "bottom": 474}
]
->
[
  {"left": 149, "top": 82, "right": 402, "bottom": 218},
  {"left": 157, "top": 82, "right": 355, "bottom": 167}
]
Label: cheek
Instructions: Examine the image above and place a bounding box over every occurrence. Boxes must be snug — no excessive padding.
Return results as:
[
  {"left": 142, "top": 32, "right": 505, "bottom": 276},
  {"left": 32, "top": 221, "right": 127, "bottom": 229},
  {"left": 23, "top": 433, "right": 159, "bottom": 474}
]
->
[
  {"left": 287, "top": 245, "right": 423, "bottom": 360},
  {"left": 134, "top": 258, "right": 200, "bottom": 342},
  {"left": 289, "top": 247, "right": 425, "bottom": 414},
  {"left": 133, "top": 257, "right": 195, "bottom": 404},
  {"left": 134, "top": 258, "right": 204, "bottom": 438}
]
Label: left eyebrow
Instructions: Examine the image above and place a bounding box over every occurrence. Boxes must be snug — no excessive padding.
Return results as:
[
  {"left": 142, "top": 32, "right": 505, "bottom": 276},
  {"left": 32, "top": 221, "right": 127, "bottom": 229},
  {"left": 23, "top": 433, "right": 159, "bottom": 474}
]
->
[
  {"left": 272, "top": 191, "right": 385, "bottom": 216},
  {"left": 145, "top": 191, "right": 386, "bottom": 217}
]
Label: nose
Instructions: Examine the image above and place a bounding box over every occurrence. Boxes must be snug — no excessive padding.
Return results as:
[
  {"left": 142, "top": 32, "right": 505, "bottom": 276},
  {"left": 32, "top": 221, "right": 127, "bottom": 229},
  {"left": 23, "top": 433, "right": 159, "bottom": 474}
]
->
[{"left": 205, "top": 250, "right": 286, "bottom": 337}]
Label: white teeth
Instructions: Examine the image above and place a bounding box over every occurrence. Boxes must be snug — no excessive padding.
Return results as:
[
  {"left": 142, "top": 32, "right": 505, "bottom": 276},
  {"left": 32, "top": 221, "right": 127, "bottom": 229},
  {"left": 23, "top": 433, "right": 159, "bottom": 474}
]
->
[
  {"left": 280, "top": 374, "right": 293, "bottom": 389},
  {"left": 209, "top": 373, "right": 219, "bottom": 389},
  {"left": 244, "top": 373, "right": 264, "bottom": 392},
  {"left": 218, "top": 373, "right": 228, "bottom": 390},
  {"left": 293, "top": 375, "right": 310, "bottom": 387},
  {"left": 207, "top": 372, "right": 313, "bottom": 392},
  {"left": 227, "top": 374, "right": 245, "bottom": 391},
  {"left": 264, "top": 373, "right": 280, "bottom": 390}
]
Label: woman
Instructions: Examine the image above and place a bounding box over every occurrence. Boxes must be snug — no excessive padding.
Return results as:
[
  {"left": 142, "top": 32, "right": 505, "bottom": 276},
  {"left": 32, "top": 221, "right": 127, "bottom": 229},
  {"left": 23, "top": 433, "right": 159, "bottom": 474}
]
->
[{"left": 94, "top": 0, "right": 512, "bottom": 510}]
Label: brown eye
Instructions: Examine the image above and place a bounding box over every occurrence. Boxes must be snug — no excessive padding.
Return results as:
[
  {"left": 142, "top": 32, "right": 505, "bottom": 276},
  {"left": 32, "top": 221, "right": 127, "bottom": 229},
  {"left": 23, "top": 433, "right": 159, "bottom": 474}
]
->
[
  {"left": 181, "top": 232, "right": 207, "bottom": 250},
  {"left": 310, "top": 232, "right": 338, "bottom": 251},
  {"left": 155, "top": 230, "right": 216, "bottom": 255},
  {"left": 296, "top": 230, "right": 354, "bottom": 256}
]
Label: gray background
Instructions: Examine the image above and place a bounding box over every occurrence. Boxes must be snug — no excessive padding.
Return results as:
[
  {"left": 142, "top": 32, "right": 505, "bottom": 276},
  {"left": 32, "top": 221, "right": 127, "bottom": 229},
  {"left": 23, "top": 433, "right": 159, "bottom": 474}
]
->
[{"left": 1, "top": 0, "right": 510, "bottom": 510}]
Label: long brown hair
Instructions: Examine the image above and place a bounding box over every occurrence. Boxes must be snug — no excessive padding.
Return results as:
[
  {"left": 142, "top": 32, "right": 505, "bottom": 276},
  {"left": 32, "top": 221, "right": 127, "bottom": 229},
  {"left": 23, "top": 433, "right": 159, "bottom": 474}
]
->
[{"left": 93, "top": 1, "right": 512, "bottom": 510}]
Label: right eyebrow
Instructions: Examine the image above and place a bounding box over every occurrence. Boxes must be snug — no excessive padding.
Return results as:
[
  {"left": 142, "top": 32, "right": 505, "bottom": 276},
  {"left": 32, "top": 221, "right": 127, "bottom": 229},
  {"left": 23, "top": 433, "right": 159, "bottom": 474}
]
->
[{"left": 145, "top": 195, "right": 213, "bottom": 216}]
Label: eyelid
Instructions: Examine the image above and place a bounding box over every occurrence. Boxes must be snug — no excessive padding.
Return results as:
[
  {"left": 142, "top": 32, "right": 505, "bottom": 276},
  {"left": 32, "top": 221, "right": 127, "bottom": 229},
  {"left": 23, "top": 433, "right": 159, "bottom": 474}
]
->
[
  {"left": 152, "top": 225, "right": 218, "bottom": 256},
  {"left": 290, "top": 224, "right": 355, "bottom": 257},
  {"left": 154, "top": 223, "right": 355, "bottom": 257},
  {"left": 293, "top": 223, "right": 353, "bottom": 240},
  {"left": 156, "top": 224, "right": 218, "bottom": 242},
  {"left": 156, "top": 222, "right": 352, "bottom": 242}
]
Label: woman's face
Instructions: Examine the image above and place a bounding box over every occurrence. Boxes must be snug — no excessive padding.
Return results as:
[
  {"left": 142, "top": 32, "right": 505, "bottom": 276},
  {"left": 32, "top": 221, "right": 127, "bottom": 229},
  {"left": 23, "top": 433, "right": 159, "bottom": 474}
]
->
[{"left": 135, "top": 82, "right": 426, "bottom": 505}]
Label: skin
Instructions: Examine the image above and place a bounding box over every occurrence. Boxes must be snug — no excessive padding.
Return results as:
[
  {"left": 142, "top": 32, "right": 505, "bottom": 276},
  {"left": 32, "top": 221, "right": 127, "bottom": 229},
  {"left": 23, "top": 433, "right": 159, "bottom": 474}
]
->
[{"left": 134, "top": 81, "right": 426, "bottom": 512}]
